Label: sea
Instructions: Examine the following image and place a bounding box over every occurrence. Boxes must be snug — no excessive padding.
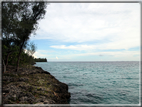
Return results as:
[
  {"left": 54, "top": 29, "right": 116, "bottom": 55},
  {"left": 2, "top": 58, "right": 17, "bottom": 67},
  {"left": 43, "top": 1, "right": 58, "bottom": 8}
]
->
[{"left": 34, "top": 61, "right": 140, "bottom": 105}]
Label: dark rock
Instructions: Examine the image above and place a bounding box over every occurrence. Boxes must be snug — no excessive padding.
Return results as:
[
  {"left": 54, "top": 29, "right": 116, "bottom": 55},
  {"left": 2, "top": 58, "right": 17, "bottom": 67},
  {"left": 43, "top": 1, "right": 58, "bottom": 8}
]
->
[
  {"left": 37, "top": 87, "right": 46, "bottom": 91},
  {"left": 36, "top": 102, "right": 44, "bottom": 104},
  {"left": 19, "top": 92, "right": 36, "bottom": 103},
  {"left": 3, "top": 76, "right": 16, "bottom": 82},
  {"left": 44, "top": 99, "right": 55, "bottom": 104},
  {"left": 36, "top": 98, "right": 44, "bottom": 102},
  {"left": 35, "top": 96, "right": 48, "bottom": 102},
  {"left": 2, "top": 89, "right": 9, "bottom": 93},
  {"left": 34, "top": 66, "right": 43, "bottom": 70},
  {"left": 18, "top": 77, "right": 28, "bottom": 82},
  {"left": 28, "top": 68, "right": 50, "bottom": 75},
  {"left": 2, "top": 65, "right": 71, "bottom": 104},
  {"left": 47, "top": 83, "right": 50, "bottom": 85},
  {"left": 19, "top": 96, "right": 28, "bottom": 102},
  {"left": 40, "top": 70, "right": 50, "bottom": 74}
]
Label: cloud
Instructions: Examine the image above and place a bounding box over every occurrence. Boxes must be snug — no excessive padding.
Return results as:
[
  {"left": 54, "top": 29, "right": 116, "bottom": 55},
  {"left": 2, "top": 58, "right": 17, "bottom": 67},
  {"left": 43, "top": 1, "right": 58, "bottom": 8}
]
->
[
  {"left": 31, "top": 3, "right": 140, "bottom": 61},
  {"left": 50, "top": 38, "right": 140, "bottom": 51},
  {"left": 33, "top": 54, "right": 37, "bottom": 58},
  {"left": 50, "top": 45, "right": 97, "bottom": 50},
  {"left": 31, "top": 3, "right": 140, "bottom": 50},
  {"left": 33, "top": 50, "right": 55, "bottom": 58},
  {"left": 33, "top": 51, "right": 47, "bottom": 58},
  {"left": 31, "top": 3, "right": 139, "bottom": 41},
  {"left": 34, "top": 48, "right": 140, "bottom": 61}
]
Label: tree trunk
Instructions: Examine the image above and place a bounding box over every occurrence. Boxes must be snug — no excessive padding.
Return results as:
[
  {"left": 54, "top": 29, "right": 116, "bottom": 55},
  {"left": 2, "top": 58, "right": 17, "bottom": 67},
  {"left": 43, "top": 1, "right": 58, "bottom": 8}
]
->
[
  {"left": 6, "top": 52, "right": 11, "bottom": 66},
  {"left": 3, "top": 59, "right": 6, "bottom": 73},
  {"left": 2, "top": 52, "right": 12, "bottom": 73},
  {"left": 16, "top": 42, "right": 24, "bottom": 72},
  {"left": 16, "top": 53, "right": 20, "bottom": 72}
]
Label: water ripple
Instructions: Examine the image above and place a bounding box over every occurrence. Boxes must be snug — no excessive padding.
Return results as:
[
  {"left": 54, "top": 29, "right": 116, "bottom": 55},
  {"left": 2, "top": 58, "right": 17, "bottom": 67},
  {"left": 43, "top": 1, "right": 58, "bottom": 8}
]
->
[{"left": 35, "top": 61, "right": 139, "bottom": 104}]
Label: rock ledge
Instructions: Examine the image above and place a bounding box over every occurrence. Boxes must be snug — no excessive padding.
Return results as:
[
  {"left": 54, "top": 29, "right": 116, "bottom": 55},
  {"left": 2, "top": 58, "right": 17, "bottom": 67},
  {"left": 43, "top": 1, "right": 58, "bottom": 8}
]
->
[{"left": 2, "top": 65, "right": 70, "bottom": 104}]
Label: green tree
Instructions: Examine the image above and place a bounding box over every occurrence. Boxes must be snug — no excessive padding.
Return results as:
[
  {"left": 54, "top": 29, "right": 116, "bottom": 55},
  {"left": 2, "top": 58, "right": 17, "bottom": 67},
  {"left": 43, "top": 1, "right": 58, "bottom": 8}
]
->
[
  {"left": 26, "top": 42, "right": 37, "bottom": 57},
  {"left": 2, "top": 2, "right": 47, "bottom": 72},
  {"left": 2, "top": 3, "right": 21, "bottom": 72}
]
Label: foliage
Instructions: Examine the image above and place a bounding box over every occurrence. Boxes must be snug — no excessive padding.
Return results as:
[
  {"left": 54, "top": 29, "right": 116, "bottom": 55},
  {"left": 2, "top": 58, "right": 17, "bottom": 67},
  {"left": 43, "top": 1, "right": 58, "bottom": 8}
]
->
[
  {"left": 2, "top": 2, "right": 47, "bottom": 72},
  {"left": 26, "top": 42, "right": 37, "bottom": 56},
  {"left": 35, "top": 58, "right": 47, "bottom": 62}
]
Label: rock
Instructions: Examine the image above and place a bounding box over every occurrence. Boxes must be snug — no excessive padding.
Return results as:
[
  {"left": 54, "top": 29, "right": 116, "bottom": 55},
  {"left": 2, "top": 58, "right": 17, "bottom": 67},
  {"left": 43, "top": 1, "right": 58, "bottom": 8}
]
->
[
  {"left": 19, "top": 96, "right": 28, "bottom": 102},
  {"left": 18, "top": 77, "right": 28, "bottom": 82},
  {"left": 3, "top": 76, "right": 16, "bottom": 82},
  {"left": 36, "top": 102, "right": 44, "bottom": 104},
  {"left": 2, "top": 65, "right": 71, "bottom": 104},
  {"left": 44, "top": 99, "right": 55, "bottom": 104},
  {"left": 43, "top": 100, "right": 50, "bottom": 104},
  {"left": 13, "top": 94, "right": 17, "bottom": 101},
  {"left": 47, "top": 83, "right": 50, "bottom": 85},
  {"left": 3, "top": 89, "right": 9, "bottom": 93},
  {"left": 19, "top": 92, "right": 36, "bottom": 103},
  {"left": 36, "top": 98, "right": 44, "bottom": 102},
  {"left": 35, "top": 96, "right": 46, "bottom": 102},
  {"left": 40, "top": 70, "right": 50, "bottom": 74}
]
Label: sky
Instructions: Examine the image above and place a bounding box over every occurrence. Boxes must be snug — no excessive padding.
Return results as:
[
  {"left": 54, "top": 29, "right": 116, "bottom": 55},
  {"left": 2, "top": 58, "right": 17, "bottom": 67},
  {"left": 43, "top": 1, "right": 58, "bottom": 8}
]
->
[{"left": 30, "top": 2, "right": 140, "bottom": 61}]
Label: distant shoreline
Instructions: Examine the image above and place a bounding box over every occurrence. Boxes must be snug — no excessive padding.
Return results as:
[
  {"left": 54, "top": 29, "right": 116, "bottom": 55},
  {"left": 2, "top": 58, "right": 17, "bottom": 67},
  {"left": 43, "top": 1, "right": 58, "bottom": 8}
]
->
[{"left": 36, "top": 61, "right": 139, "bottom": 63}]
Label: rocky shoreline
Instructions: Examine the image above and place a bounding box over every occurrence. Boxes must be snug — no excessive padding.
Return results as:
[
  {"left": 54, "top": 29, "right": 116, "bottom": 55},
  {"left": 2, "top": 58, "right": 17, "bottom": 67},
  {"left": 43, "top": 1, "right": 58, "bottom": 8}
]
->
[{"left": 2, "top": 65, "right": 70, "bottom": 104}]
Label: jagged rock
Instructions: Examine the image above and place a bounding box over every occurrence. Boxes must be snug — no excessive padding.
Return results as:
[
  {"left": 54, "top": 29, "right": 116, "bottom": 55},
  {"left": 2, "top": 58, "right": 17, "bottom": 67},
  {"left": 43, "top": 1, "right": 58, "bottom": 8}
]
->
[
  {"left": 44, "top": 99, "right": 55, "bottom": 104},
  {"left": 2, "top": 65, "right": 71, "bottom": 104},
  {"left": 36, "top": 102, "right": 44, "bottom": 104},
  {"left": 18, "top": 92, "right": 36, "bottom": 103},
  {"left": 19, "top": 96, "right": 28, "bottom": 102},
  {"left": 18, "top": 77, "right": 28, "bottom": 82},
  {"left": 3, "top": 76, "right": 16, "bottom": 82}
]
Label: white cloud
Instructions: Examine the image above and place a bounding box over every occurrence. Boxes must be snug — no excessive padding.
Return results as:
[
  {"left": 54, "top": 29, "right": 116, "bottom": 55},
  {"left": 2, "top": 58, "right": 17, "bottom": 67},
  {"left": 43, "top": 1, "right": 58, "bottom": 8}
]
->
[
  {"left": 33, "top": 53, "right": 37, "bottom": 58},
  {"left": 33, "top": 50, "right": 55, "bottom": 58},
  {"left": 34, "top": 47, "right": 140, "bottom": 61},
  {"left": 50, "top": 38, "right": 140, "bottom": 51},
  {"left": 31, "top": 3, "right": 140, "bottom": 44},
  {"left": 50, "top": 45, "right": 97, "bottom": 50},
  {"left": 56, "top": 56, "right": 58, "bottom": 59},
  {"left": 33, "top": 51, "right": 47, "bottom": 58},
  {"left": 31, "top": 3, "right": 140, "bottom": 61}
]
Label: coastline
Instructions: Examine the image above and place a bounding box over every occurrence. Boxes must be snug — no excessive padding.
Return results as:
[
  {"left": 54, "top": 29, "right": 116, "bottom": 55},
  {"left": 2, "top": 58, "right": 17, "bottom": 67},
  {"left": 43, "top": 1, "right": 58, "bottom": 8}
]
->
[{"left": 2, "top": 65, "right": 70, "bottom": 104}]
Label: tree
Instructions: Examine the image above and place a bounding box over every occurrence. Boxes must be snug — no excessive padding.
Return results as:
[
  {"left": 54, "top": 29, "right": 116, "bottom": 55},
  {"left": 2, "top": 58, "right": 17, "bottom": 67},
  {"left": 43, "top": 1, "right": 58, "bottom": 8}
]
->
[
  {"left": 26, "top": 42, "right": 37, "bottom": 57},
  {"left": 2, "top": 37, "right": 20, "bottom": 72},
  {"left": 2, "top": 3, "right": 21, "bottom": 72},
  {"left": 2, "top": 2, "right": 47, "bottom": 72},
  {"left": 34, "top": 58, "right": 47, "bottom": 62}
]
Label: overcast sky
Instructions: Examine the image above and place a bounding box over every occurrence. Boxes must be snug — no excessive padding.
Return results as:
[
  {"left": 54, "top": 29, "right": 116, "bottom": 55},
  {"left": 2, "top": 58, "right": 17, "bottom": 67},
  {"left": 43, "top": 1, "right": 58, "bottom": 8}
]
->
[{"left": 30, "top": 3, "right": 140, "bottom": 61}]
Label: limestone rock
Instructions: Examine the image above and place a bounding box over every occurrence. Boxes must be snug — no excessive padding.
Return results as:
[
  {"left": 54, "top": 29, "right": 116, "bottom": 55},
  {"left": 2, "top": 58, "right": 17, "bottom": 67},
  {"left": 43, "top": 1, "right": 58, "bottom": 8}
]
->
[{"left": 2, "top": 65, "right": 71, "bottom": 104}]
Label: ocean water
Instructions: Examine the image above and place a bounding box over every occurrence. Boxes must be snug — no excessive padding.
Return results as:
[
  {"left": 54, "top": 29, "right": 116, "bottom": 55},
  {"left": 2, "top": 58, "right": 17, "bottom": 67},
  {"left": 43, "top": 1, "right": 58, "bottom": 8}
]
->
[{"left": 34, "top": 61, "right": 140, "bottom": 104}]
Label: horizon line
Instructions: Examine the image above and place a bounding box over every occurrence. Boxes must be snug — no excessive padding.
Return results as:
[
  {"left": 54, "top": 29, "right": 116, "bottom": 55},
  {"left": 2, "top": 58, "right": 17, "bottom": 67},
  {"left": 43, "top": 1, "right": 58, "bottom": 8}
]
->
[{"left": 36, "top": 60, "right": 140, "bottom": 62}]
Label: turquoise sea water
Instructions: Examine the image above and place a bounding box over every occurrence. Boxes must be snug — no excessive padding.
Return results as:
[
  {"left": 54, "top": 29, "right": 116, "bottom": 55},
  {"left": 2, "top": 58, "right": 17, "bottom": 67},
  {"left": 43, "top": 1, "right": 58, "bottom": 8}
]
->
[{"left": 34, "top": 61, "right": 140, "bottom": 104}]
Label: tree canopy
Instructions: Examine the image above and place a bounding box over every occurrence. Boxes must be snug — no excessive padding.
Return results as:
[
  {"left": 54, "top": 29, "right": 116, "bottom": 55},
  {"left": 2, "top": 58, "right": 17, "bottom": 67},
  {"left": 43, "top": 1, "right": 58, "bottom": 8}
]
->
[
  {"left": 35, "top": 58, "right": 47, "bottom": 62},
  {"left": 2, "top": 2, "right": 47, "bottom": 72}
]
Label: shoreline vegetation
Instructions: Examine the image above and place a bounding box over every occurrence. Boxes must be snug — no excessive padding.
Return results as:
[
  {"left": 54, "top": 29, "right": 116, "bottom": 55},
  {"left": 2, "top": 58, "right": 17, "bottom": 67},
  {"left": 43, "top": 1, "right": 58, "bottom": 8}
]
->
[
  {"left": 2, "top": 64, "right": 71, "bottom": 104},
  {"left": 2, "top": 2, "right": 71, "bottom": 105},
  {"left": 34, "top": 58, "right": 47, "bottom": 62},
  {"left": 2, "top": 2, "right": 48, "bottom": 73}
]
